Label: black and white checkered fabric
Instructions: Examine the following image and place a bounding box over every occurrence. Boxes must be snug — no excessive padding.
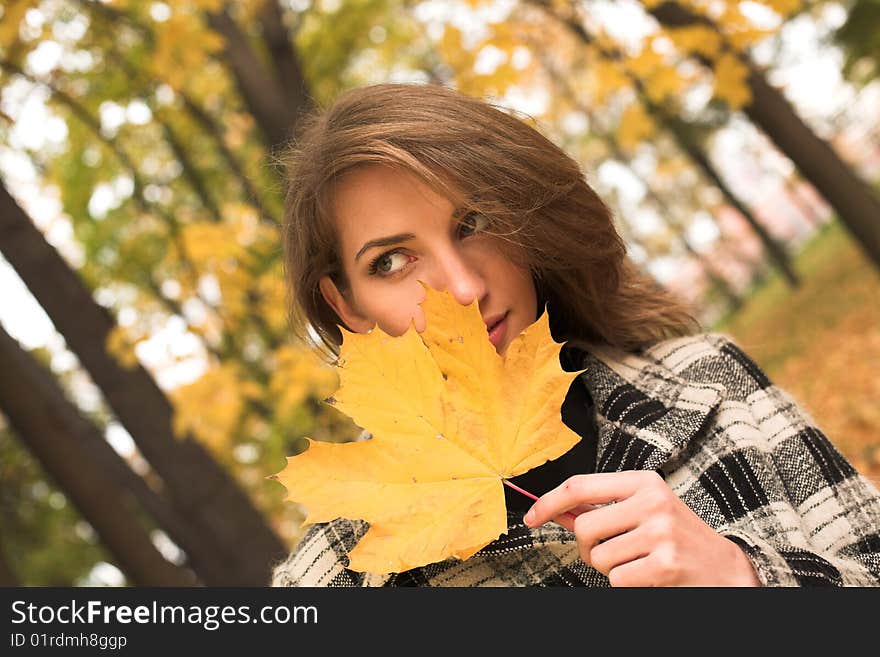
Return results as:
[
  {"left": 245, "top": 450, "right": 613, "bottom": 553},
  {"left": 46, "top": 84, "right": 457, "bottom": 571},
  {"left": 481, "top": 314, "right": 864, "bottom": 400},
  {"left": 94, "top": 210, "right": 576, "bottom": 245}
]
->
[{"left": 271, "top": 333, "right": 880, "bottom": 587}]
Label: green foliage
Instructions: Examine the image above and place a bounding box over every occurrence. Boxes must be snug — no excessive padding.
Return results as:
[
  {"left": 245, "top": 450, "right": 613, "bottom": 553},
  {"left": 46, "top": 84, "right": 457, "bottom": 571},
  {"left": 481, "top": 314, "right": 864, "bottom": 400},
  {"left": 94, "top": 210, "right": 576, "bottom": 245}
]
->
[
  {"left": 834, "top": 0, "right": 880, "bottom": 84},
  {"left": 297, "top": 0, "right": 404, "bottom": 104}
]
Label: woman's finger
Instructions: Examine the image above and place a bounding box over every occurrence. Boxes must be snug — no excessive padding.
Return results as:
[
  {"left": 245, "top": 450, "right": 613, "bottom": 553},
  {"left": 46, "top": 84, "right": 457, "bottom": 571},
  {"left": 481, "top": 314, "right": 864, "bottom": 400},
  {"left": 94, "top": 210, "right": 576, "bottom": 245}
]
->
[
  {"left": 524, "top": 470, "right": 662, "bottom": 527},
  {"left": 585, "top": 523, "right": 651, "bottom": 576},
  {"left": 565, "top": 498, "right": 641, "bottom": 564},
  {"left": 582, "top": 496, "right": 640, "bottom": 546},
  {"left": 608, "top": 549, "right": 680, "bottom": 586}
]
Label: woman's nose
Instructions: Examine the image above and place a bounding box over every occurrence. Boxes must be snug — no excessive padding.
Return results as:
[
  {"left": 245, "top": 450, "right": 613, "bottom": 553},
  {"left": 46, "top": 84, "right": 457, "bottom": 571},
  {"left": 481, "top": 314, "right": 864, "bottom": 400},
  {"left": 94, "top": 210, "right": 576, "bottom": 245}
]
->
[{"left": 432, "top": 250, "right": 486, "bottom": 307}]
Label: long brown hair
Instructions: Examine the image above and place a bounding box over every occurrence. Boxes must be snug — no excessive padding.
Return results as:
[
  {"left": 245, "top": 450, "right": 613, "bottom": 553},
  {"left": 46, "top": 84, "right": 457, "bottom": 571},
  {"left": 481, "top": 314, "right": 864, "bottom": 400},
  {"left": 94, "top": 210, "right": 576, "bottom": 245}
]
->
[{"left": 281, "top": 82, "right": 699, "bottom": 358}]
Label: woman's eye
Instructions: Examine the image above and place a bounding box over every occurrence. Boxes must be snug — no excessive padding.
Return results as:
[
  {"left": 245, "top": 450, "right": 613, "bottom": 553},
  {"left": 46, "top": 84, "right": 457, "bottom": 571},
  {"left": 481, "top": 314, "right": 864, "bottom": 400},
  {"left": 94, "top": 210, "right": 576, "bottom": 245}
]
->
[
  {"left": 458, "top": 212, "right": 489, "bottom": 237},
  {"left": 369, "top": 251, "right": 409, "bottom": 276}
]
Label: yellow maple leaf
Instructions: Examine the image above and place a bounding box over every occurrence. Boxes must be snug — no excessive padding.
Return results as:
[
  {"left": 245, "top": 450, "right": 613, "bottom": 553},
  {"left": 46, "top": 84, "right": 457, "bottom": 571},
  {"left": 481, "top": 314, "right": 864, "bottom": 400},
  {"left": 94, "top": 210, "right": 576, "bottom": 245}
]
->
[{"left": 273, "top": 285, "right": 583, "bottom": 573}]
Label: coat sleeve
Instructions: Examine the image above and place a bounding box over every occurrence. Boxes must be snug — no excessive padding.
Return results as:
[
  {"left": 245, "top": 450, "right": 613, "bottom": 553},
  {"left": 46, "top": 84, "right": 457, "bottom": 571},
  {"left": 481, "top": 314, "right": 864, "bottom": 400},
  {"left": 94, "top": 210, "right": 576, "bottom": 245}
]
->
[
  {"left": 270, "top": 519, "right": 380, "bottom": 587},
  {"left": 698, "top": 335, "right": 880, "bottom": 586}
]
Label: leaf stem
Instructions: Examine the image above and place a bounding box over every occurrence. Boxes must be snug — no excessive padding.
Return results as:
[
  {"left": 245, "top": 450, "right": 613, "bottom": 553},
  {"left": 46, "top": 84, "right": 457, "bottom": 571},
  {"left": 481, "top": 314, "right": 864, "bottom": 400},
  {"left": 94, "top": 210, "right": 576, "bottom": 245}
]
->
[{"left": 502, "top": 479, "right": 578, "bottom": 521}]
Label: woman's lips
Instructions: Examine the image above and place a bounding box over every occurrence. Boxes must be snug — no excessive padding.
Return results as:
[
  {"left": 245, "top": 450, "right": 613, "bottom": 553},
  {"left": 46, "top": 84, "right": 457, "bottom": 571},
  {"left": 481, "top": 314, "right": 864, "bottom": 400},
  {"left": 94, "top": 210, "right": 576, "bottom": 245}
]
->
[{"left": 486, "top": 311, "right": 509, "bottom": 350}]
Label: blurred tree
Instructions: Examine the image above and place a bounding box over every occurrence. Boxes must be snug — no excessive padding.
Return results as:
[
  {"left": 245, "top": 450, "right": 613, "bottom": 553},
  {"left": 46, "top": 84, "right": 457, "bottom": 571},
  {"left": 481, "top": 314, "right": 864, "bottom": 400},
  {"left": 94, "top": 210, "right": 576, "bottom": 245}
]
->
[
  {"left": 0, "top": 0, "right": 372, "bottom": 584},
  {"left": 0, "top": 322, "right": 198, "bottom": 585},
  {"left": 532, "top": 3, "right": 800, "bottom": 288},
  {"left": 0, "top": 179, "right": 288, "bottom": 584},
  {"left": 649, "top": 1, "right": 880, "bottom": 269},
  {"left": 542, "top": 52, "right": 746, "bottom": 312}
]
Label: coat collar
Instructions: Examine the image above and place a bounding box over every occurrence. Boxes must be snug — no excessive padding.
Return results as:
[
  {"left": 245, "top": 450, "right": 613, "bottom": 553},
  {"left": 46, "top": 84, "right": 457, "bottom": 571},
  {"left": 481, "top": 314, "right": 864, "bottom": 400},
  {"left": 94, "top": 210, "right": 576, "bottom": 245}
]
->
[{"left": 565, "top": 336, "right": 726, "bottom": 473}]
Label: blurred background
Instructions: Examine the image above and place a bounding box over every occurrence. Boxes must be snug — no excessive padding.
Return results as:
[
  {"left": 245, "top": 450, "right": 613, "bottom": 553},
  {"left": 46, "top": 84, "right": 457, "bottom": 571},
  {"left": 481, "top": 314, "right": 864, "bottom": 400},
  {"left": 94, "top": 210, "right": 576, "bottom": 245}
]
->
[{"left": 0, "top": 0, "right": 878, "bottom": 586}]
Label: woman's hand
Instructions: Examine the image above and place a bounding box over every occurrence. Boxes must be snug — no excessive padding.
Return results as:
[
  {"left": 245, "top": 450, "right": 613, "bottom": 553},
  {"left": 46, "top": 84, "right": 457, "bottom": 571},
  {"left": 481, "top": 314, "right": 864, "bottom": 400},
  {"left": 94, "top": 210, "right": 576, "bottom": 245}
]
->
[{"left": 523, "top": 470, "right": 761, "bottom": 587}]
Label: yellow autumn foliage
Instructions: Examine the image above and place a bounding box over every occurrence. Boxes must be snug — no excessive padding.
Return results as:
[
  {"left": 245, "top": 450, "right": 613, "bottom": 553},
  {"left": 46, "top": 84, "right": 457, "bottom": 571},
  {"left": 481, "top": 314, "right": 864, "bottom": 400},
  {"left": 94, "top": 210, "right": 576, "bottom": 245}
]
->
[
  {"left": 151, "top": 9, "right": 225, "bottom": 91},
  {"left": 212, "top": 265, "right": 253, "bottom": 323},
  {"left": 268, "top": 343, "right": 339, "bottom": 421},
  {"left": 439, "top": 26, "right": 472, "bottom": 74},
  {"left": 626, "top": 46, "right": 685, "bottom": 105},
  {"left": 713, "top": 52, "right": 752, "bottom": 109},
  {"left": 665, "top": 25, "right": 723, "bottom": 60},
  {"left": 655, "top": 154, "right": 690, "bottom": 180},
  {"left": 180, "top": 203, "right": 269, "bottom": 267},
  {"left": 255, "top": 272, "right": 289, "bottom": 337},
  {"left": 626, "top": 46, "right": 666, "bottom": 81},
  {"left": 716, "top": 5, "right": 776, "bottom": 52},
  {"left": 105, "top": 325, "right": 140, "bottom": 370},
  {"left": 645, "top": 65, "right": 685, "bottom": 104},
  {"left": 589, "top": 59, "right": 631, "bottom": 106},
  {"left": 171, "top": 363, "right": 262, "bottom": 451},
  {"left": 617, "top": 103, "right": 656, "bottom": 150},
  {"left": 763, "top": 0, "right": 802, "bottom": 18},
  {"left": 0, "top": 0, "right": 34, "bottom": 50},
  {"left": 181, "top": 222, "right": 243, "bottom": 266},
  {"left": 173, "top": 203, "right": 282, "bottom": 329},
  {"left": 186, "top": 0, "right": 225, "bottom": 12}
]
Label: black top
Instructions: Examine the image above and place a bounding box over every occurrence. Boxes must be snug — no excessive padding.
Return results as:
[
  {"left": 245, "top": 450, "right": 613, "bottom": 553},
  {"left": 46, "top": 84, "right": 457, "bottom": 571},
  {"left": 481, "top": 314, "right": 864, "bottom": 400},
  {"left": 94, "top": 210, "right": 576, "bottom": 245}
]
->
[{"left": 503, "top": 346, "right": 598, "bottom": 514}]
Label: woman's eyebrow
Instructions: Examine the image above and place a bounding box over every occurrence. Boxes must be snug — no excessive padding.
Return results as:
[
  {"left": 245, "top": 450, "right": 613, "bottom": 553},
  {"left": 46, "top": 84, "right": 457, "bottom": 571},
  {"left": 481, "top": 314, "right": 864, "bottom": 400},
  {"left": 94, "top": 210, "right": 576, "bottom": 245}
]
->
[{"left": 354, "top": 233, "right": 416, "bottom": 262}]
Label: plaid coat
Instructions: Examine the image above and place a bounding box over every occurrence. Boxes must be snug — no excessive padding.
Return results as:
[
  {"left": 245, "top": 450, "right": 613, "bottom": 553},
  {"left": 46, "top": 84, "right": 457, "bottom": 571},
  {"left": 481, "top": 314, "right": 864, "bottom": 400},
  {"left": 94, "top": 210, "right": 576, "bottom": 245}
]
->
[{"left": 270, "top": 332, "right": 880, "bottom": 587}]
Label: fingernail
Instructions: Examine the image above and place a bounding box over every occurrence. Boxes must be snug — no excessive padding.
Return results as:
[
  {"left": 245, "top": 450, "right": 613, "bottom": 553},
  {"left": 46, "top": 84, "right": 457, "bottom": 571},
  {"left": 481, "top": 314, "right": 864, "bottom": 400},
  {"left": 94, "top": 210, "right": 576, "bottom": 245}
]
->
[{"left": 523, "top": 508, "right": 535, "bottom": 526}]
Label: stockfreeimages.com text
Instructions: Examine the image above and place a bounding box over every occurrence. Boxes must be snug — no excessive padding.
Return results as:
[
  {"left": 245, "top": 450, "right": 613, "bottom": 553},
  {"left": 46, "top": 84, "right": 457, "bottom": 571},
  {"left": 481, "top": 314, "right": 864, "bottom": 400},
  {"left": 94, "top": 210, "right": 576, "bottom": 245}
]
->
[{"left": 11, "top": 599, "right": 317, "bottom": 631}]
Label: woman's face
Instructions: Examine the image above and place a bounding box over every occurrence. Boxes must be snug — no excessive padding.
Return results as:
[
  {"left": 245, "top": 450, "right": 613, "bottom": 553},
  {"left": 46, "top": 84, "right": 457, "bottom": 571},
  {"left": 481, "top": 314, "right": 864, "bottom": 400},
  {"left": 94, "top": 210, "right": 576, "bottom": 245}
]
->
[{"left": 319, "top": 165, "right": 537, "bottom": 355}]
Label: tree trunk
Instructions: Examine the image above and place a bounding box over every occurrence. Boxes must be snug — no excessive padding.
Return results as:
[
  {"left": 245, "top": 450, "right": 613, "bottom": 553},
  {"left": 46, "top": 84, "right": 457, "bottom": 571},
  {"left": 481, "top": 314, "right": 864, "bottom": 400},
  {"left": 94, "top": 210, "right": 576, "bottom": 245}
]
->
[
  {"left": 0, "top": 331, "right": 234, "bottom": 585},
  {"left": 0, "top": 182, "right": 287, "bottom": 585},
  {"left": 258, "top": 0, "right": 312, "bottom": 117},
  {"left": 742, "top": 64, "right": 880, "bottom": 266},
  {"left": 0, "top": 324, "right": 198, "bottom": 586},
  {"left": 650, "top": 1, "right": 880, "bottom": 270},
  {"left": 206, "top": 8, "right": 307, "bottom": 151}
]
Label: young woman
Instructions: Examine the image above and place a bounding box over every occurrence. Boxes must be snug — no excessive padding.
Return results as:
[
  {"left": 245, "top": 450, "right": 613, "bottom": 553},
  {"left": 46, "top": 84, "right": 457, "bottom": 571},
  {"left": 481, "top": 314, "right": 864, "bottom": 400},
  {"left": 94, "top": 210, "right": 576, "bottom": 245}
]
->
[{"left": 271, "top": 83, "right": 880, "bottom": 587}]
